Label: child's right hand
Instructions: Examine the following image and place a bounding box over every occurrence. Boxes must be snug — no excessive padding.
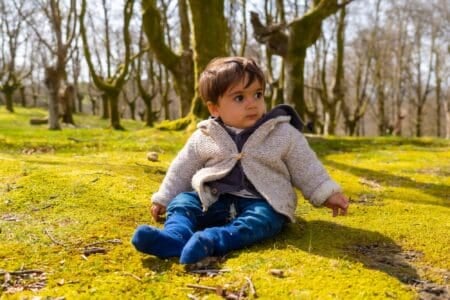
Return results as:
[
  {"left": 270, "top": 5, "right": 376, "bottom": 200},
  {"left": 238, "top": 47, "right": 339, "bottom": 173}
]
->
[{"left": 150, "top": 203, "right": 166, "bottom": 222}]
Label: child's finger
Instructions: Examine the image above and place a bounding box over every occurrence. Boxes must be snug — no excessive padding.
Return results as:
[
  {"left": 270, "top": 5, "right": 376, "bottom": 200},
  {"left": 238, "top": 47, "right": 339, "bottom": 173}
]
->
[{"left": 333, "top": 207, "right": 339, "bottom": 217}]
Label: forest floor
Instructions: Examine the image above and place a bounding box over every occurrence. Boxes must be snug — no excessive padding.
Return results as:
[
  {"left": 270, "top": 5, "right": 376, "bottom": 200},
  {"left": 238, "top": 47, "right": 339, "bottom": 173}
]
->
[{"left": 0, "top": 107, "right": 449, "bottom": 299}]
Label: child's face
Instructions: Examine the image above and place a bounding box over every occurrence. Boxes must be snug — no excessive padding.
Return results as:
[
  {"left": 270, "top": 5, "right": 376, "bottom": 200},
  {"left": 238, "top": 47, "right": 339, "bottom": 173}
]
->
[{"left": 207, "top": 78, "right": 266, "bottom": 129}]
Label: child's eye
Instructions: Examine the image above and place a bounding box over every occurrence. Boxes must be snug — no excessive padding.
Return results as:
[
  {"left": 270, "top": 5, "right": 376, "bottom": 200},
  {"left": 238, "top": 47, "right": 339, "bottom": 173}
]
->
[
  {"left": 255, "top": 91, "right": 263, "bottom": 99},
  {"left": 234, "top": 95, "right": 244, "bottom": 102}
]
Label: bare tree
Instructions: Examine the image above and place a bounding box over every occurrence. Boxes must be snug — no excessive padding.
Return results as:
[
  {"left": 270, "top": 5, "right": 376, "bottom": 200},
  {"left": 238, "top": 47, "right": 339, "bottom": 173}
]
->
[
  {"left": 408, "top": 2, "right": 435, "bottom": 137},
  {"left": 135, "top": 31, "right": 159, "bottom": 127},
  {"left": 141, "top": 0, "right": 194, "bottom": 118},
  {"left": 79, "top": 0, "right": 134, "bottom": 130},
  {"left": 341, "top": 27, "right": 373, "bottom": 136},
  {"left": 251, "top": 0, "right": 355, "bottom": 121},
  {"left": 0, "top": 0, "right": 31, "bottom": 113},
  {"left": 23, "top": 0, "right": 78, "bottom": 129}
]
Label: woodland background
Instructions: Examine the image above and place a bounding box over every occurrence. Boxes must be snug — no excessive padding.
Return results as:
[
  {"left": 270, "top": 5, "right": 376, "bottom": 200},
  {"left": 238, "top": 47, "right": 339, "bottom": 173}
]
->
[{"left": 0, "top": 0, "right": 449, "bottom": 137}]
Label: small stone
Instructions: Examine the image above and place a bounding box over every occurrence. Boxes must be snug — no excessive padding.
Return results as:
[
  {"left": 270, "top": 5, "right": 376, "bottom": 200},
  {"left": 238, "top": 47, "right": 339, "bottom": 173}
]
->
[
  {"left": 269, "top": 269, "right": 285, "bottom": 277},
  {"left": 147, "top": 152, "right": 159, "bottom": 162}
]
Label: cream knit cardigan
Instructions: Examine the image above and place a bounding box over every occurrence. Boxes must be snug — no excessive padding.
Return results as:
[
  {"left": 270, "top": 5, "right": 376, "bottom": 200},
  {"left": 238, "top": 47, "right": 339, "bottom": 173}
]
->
[{"left": 152, "top": 116, "right": 341, "bottom": 222}]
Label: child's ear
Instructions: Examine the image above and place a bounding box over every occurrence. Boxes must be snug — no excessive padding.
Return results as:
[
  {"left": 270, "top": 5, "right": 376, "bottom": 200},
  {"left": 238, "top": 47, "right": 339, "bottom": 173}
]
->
[{"left": 206, "top": 101, "right": 219, "bottom": 117}]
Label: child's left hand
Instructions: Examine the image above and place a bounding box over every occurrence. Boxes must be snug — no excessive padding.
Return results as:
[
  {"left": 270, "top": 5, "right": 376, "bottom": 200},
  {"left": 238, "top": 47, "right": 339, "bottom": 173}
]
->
[{"left": 323, "top": 192, "right": 349, "bottom": 217}]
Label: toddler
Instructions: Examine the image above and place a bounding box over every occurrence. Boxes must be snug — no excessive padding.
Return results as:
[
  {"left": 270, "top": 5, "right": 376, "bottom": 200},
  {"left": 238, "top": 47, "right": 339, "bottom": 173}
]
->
[{"left": 132, "top": 56, "right": 349, "bottom": 264}]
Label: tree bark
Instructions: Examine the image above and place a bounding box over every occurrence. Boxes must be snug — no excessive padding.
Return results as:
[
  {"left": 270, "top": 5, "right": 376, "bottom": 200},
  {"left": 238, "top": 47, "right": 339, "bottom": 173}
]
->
[
  {"left": 141, "top": 0, "right": 194, "bottom": 117},
  {"left": 80, "top": 0, "right": 133, "bottom": 130},
  {"left": 188, "top": 0, "right": 230, "bottom": 119}
]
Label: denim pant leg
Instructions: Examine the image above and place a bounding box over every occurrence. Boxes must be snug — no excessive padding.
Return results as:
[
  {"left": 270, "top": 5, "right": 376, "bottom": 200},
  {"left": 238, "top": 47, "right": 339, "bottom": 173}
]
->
[
  {"left": 230, "top": 197, "right": 286, "bottom": 249},
  {"left": 195, "top": 197, "right": 286, "bottom": 256},
  {"left": 167, "top": 192, "right": 231, "bottom": 228},
  {"left": 166, "top": 191, "right": 204, "bottom": 224}
]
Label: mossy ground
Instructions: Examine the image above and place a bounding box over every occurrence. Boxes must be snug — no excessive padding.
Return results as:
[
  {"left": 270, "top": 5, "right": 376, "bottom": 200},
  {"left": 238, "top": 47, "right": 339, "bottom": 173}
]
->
[{"left": 0, "top": 107, "right": 448, "bottom": 299}]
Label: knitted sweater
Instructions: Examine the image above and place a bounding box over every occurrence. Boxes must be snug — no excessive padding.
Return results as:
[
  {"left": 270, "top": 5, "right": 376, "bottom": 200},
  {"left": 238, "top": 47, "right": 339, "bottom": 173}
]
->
[{"left": 151, "top": 115, "right": 341, "bottom": 222}]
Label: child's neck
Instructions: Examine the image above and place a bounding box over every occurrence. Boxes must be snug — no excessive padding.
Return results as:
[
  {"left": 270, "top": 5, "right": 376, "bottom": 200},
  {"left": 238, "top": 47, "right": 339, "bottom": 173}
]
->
[{"left": 224, "top": 124, "right": 245, "bottom": 134}]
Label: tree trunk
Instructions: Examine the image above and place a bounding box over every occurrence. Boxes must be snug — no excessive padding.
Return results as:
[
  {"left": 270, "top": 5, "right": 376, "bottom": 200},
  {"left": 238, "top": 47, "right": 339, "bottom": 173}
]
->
[
  {"left": 60, "top": 85, "right": 75, "bottom": 125},
  {"left": 252, "top": 1, "right": 351, "bottom": 121},
  {"left": 20, "top": 87, "right": 26, "bottom": 107},
  {"left": 108, "top": 91, "right": 123, "bottom": 130},
  {"left": 188, "top": 0, "right": 230, "bottom": 119},
  {"left": 416, "top": 104, "right": 423, "bottom": 137},
  {"left": 141, "top": 0, "right": 194, "bottom": 118},
  {"left": 45, "top": 66, "right": 62, "bottom": 130},
  {"left": 330, "top": 6, "right": 346, "bottom": 135},
  {"left": 3, "top": 87, "right": 15, "bottom": 113},
  {"left": 101, "top": 94, "right": 109, "bottom": 119},
  {"left": 79, "top": 0, "right": 133, "bottom": 130},
  {"left": 445, "top": 99, "right": 450, "bottom": 139}
]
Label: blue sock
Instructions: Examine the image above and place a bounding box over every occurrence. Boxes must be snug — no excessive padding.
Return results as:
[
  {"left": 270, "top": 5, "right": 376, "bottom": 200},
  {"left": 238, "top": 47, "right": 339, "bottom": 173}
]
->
[
  {"left": 132, "top": 213, "right": 195, "bottom": 258},
  {"left": 179, "top": 231, "right": 215, "bottom": 264},
  {"left": 131, "top": 225, "right": 186, "bottom": 258}
]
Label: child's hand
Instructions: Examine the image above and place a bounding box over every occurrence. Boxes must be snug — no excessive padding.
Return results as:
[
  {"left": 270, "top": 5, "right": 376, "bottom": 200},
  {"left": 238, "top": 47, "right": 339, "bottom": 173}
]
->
[
  {"left": 323, "top": 192, "right": 349, "bottom": 217},
  {"left": 150, "top": 203, "right": 166, "bottom": 222}
]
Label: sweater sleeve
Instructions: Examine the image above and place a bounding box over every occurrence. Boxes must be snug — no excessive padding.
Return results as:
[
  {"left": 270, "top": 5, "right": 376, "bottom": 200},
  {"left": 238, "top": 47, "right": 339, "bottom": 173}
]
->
[
  {"left": 284, "top": 129, "right": 341, "bottom": 207},
  {"left": 151, "top": 131, "right": 204, "bottom": 207}
]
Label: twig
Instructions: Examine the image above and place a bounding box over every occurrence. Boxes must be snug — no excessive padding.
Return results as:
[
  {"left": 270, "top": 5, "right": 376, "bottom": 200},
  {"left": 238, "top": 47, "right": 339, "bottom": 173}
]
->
[
  {"left": 245, "top": 276, "right": 258, "bottom": 298},
  {"left": 44, "top": 228, "right": 64, "bottom": 246},
  {"left": 238, "top": 281, "right": 249, "bottom": 300},
  {"left": 186, "top": 283, "right": 218, "bottom": 292},
  {"left": 0, "top": 269, "right": 44, "bottom": 276},
  {"left": 122, "top": 272, "right": 142, "bottom": 282},
  {"left": 83, "top": 247, "right": 107, "bottom": 256},
  {"left": 188, "top": 268, "right": 231, "bottom": 275},
  {"left": 31, "top": 204, "right": 54, "bottom": 212},
  {"left": 84, "top": 239, "right": 122, "bottom": 248},
  {"left": 68, "top": 137, "right": 83, "bottom": 143}
]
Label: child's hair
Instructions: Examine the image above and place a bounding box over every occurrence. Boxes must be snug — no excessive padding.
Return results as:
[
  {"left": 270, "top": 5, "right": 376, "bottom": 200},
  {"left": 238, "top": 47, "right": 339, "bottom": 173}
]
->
[{"left": 198, "top": 57, "right": 266, "bottom": 104}]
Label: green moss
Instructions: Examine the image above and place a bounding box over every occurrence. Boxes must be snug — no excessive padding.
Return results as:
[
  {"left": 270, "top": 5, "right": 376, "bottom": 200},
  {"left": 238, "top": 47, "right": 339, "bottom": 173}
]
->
[{"left": 0, "top": 107, "right": 449, "bottom": 298}]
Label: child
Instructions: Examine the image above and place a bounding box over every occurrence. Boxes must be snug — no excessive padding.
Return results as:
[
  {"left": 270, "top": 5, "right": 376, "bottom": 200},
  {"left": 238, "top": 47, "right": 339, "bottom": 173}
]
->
[{"left": 132, "top": 56, "right": 349, "bottom": 264}]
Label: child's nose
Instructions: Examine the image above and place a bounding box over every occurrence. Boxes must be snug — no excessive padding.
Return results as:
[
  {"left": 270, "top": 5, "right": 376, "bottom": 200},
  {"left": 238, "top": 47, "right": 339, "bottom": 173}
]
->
[{"left": 246, "top": 95, "right": 258, "bottom": 106}]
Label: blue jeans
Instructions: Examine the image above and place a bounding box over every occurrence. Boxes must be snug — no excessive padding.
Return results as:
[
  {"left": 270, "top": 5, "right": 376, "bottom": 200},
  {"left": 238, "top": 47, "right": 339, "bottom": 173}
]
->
[
  {"left": 132, "top": 191, "right": 286, "bottom": 261},
  {"left": 168, "top": 192, "right": 286, "bottom": 250}
]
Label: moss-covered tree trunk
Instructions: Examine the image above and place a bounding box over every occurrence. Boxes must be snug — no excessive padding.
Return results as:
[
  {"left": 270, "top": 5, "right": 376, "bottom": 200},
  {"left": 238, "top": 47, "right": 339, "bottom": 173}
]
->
[
  {"left": 189, "top": 0, "right": 229, "bottom": 119},
  {"left": 141, "top": 0, "right": 194, "bottom": 117},
  {"left": 2, "top": 78, "right": 20, "bottom": 113},
  {"left": 80, "top": 0, "right": 133, "bottom": 130},
  {"left": 251, "top": 0, "right": 353, "bottom": 122},
  {"left": 287, "top": 1, "right": 350, "bottom": 121},
  {"left": 4, "top": 90, "right": 15, "bottom": 113}
]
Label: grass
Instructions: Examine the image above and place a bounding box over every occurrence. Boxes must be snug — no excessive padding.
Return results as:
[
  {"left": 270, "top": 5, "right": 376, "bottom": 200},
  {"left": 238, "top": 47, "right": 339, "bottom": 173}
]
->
[{"left": 0, "top": 107, "right": 449, "bottom": 299}]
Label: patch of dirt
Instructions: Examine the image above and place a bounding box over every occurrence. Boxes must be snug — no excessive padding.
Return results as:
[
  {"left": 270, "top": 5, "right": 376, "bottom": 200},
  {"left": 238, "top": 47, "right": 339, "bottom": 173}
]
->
[{"left": 347, "top": 243, "right": 449, "bottom": 299}]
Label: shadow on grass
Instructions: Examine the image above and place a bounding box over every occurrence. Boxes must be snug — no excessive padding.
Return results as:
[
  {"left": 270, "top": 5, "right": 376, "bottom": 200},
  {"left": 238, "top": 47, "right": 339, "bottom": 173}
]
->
[
  {"left": 136, "top": 219, "right": 448, "bottom": 298},
  {"left": 307, "top": 136, "right": 450, "bottom": 158},
  {"left": 278, "top": 219, "right": 449, "bottom": 298},
  {"left": 323, "top": 159, "right": 449, "bottom": 207},
  {"left": 280, "top": 219, "right": 420, "bottom": 284}
]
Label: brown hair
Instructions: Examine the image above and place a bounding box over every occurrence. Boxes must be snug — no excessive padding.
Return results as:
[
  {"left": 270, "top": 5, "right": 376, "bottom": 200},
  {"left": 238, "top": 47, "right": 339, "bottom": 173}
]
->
[{"left": 198, "top": 57, "right": 266, "bottom": 104}]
